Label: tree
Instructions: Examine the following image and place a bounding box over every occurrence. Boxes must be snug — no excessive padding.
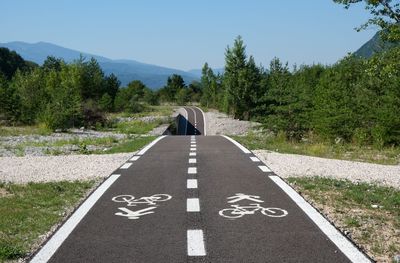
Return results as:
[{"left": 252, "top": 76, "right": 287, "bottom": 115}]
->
[
  {"left": 0, "top": 47, "right": 37, "bottom": 80},
  {"left": 11, "top": 68, "right": 46, "bottom": 124},
  {"left": 104, "top": 73, "right": 120, "bottom": 109},
  {"left": 162, "top": 74, "right": 186, "bottom": 102},
  {"left": 334, "top": 0, "right": 400, "bottom": 41},
  {"left": 99, "top": 93, "right": 113, "bottom": 112},
  {"left": 223, "top": 36, "right": 248, "bottom": 118},
  {"left": 42, "top": 56, "right": 64, "bottom": 72},
  {"left": 41, "top": 64, "right": 82, "bottom": 130},
  {"left": 176, "top": 88, "right": 190, "bottom": 105},
  {"left": 200, "top": 63, "right": 216, "bottom": 107}
]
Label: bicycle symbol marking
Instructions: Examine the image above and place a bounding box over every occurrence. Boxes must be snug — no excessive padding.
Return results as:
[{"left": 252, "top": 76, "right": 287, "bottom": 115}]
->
[
  {"left": 219, "top": 193, "right": 288, "bottom": 219},
  {"left": 112, "top": 194, "right": 172, "bottom": 220}
]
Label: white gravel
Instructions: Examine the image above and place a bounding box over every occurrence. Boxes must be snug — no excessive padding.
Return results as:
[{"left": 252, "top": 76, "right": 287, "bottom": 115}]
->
[
  {"left": 0, "top": 153, "right": 132, "bottom": 183},
  {"left": 254, "top": 150, "right": 400, "bottom": 189},
  {"left": 204, "top": 110, "right": 260, "bottom": 136}
]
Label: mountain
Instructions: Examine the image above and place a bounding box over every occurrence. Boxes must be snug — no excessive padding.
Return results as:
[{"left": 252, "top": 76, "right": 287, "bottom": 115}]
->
[
  {"left": 354, "top": 32, "right": 400, "bottom": 58},
  {"left": 0, "top": 41, "right": 199, "bottom": 89}
]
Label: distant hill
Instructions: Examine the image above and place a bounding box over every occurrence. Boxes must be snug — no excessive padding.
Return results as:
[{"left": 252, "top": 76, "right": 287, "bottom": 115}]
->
[
  {"left": 0, "top": 41, "right": 199, "bottom": 89},
  {"left": 354, "top": 32, "right": 400, "bottom": 58}
]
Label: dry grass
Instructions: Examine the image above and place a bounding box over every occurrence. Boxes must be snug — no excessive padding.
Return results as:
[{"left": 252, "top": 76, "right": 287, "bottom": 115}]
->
[{"left": 287, "top": 177, "right": 400, "bottom": 262}]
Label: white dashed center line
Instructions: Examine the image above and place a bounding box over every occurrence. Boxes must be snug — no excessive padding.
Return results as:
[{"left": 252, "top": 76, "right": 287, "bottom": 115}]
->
[
  {"left": 187, "top": 230, "right": 206, "bottom": 256},
  {"left": 188, "top": 167, "right": 197, "bottom": 174},
  {"left": 187, "top": 179, "right": 198, "bottom": 189},
  {"left": 187, "top": 198, "right": 200, "bottom": 212},
  {"left": 189, "top": 158, "right": 197, "bottom": 164}
]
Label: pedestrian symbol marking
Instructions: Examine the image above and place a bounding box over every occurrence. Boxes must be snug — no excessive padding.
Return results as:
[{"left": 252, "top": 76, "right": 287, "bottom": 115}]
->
[
  {"left": 227, "top": 193, "right": 264, "bottom": 203},
  {"left": 112, "top": 194, "right": 172, "bottom": 220}
]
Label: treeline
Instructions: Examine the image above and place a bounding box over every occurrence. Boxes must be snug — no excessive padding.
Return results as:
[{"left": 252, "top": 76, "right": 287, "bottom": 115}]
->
[
  {"left": 199, "top": 36, "right": 400, "bottom": 147},
  {"left": 0, "top": 47, "right": 206, "bottom": 131}
]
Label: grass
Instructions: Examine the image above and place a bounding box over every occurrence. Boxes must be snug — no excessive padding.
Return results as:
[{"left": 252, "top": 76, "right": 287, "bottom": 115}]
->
[
  {"left": 287, "top": 177, "right": 400, "bottom": 262},
  {"left": 0, "top": 124, "right": 52, "bottom": 137},
  {"left": 0, "top": 181, "right": 96, "bottom": 261},
  {"left": 233, "top": 132, "right": 400, "bottom": 165},
  {"left": 115, "top": 120, "right": 163, "bottom": 135},
  {"left": 102, "top": 136, "right": 156, "bottom": 154}
]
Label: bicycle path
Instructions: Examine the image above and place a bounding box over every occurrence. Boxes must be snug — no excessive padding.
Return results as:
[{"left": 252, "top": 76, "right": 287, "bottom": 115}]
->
[{"left": 30, "top": 107, "right": 370, "bottom": 263}]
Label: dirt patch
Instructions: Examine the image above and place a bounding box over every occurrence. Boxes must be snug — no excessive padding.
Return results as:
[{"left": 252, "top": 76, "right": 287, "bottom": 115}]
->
[{"left": 0, "top": 187, "right": 12, "bottom": 197}]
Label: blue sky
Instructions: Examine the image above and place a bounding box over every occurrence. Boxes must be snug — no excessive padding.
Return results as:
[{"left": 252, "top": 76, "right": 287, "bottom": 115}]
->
[{"left": 1, "top": 0, "right": 376, "bottom": 70}]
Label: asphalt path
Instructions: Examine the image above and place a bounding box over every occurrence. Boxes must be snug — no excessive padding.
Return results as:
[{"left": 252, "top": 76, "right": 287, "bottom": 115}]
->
[{"left": 30, "top": 107, "right": 369, "bottom": 263}]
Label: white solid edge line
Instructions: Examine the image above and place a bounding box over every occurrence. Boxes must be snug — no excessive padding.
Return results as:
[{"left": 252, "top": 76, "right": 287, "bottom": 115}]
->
[
  {"left": 269, "top": 176, "right": 371, "bottom": 263},
  {"left": 130, "top": 156, "right": 140, "bottom": 161},
  {"left": 187, "top": 198, "right": 200, "bottom": 212},
  {"left": 258, "top": 165, "right": 271, "bottom": 172},
  {"left": 187, "top": 229, "right": 206, "bottom": 256},
  {"left": 194, "top": 106, "right": 207, "bottom": 136},
  {"left": 30, "top": 174, "right": 121, "bottom": 263},
  {"left": 221, "top": 135, "right": 251, "bottom": 154},
  {"left": 137, "top": 135, "right": 166, "bottom": 155},
  {"left": 187, "top": 179, "right": 198, "bottom": 189},
  {"left": 120, "top": 163, "right": 132, "bottom": 169}
]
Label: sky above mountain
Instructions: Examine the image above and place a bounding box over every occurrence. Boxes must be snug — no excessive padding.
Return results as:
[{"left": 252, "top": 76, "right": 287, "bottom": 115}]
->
[{"left": 1, "top": 0, "right": 376, "bottom": 70}]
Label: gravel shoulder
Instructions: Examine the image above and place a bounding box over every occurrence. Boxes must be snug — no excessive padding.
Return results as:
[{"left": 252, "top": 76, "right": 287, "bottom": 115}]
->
[
  {"left": 204, "top": 109, "right": 260, "bottom": 136},
  {"left": 0, "top": 153, "right": 132, "bottom": 183},
  {"left": 254, "top": 150, "right": 400, "bottom": 189}
]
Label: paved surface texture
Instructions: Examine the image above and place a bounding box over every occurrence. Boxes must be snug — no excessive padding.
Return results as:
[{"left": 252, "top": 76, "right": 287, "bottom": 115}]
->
[{"left": 31, "top": 107, "right": 369, "bottom": 263}]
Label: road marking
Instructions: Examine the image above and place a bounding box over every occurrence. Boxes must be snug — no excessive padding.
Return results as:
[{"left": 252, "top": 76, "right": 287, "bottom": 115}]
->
[
  {"left": 188, "top": 167, "right": 197, "bottom": 174},
  {"left": 189, "top": 152, "right": 196, "bottom": 156},
  {"left": 187, "top": 179, "right": 198, "bottom": 189},
  {"left": 194, "top": 106, "right": 207, "bottom": 136},
  {"left": 191, "top": 144, "right": 197, "bottom": 147},
  {"left": 182, "top": 108, "right": 189, "bottom": 135},
  {"left": 190, "top": 147, "right": 196, "bottom": 151},
  {"left": 227, "top": 193, "right": 263, "bottom": 203},
  {"left": 120, "top": 163, "right": 132, "bottom": 169},
  {"left": 137, "top": 135, "right": 166, "bottom": 155},
  {"left": 130, "top": 156, "right": 140, "bottom": 161},
  {"left": 115, "top": 206, "right": 157, "bottom": 219},
  {"left": 30, "top": 174, "right": 121, "bottom": 263},
  {"left": 258, "top": 165, "right": 271, "bottom": 172},
  {"left": 250, "top": 156, "right": 260, "bottom": 162},
  {"left": 189, "top": 158, "right": 197, "bottom": 164},
  {"left": 191, "top": 141, "right": 196, "bottom": 144},
  {"left": 187, "top": 230, "right": 206, "bottom": 256},
  {"left": 269, "top": 175, "right": 371, "bottom": 263},
  {"left": 222, "top": 135, "right": 251, "bottom": 154},
  {"left": 189, "top": 107, "right": 197, "bottom": 128},
  {"left": 187, "top": 198, "right": 200, "bottom": 212}
]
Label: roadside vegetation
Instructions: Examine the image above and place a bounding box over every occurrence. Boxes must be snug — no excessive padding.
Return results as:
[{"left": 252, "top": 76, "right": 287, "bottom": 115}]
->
[
  {"left": 234, "top": 132, "right": 400, "bottom": 165},
  {"left": 0, "top": 180, "right": 96, "bottom": 261},
  {"left": 287, "top": 177, "right": 400, "bottom": 262}
]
